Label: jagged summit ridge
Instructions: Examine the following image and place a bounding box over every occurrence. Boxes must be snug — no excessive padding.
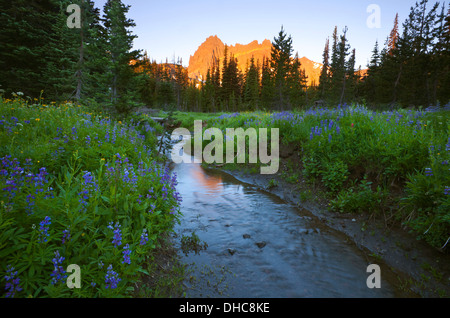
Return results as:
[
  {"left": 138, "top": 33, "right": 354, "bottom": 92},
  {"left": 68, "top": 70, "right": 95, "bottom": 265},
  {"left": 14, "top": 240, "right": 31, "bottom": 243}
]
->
[{"left": 188, "top": 35, "right": 322, "bottom": 86}]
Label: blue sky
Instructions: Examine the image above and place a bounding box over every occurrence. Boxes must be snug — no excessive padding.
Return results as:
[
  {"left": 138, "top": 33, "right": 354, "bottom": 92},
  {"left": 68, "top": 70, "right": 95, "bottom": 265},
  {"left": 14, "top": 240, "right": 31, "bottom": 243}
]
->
[{"left": 92, "top": 0, "right": 423, "bottom": 68}]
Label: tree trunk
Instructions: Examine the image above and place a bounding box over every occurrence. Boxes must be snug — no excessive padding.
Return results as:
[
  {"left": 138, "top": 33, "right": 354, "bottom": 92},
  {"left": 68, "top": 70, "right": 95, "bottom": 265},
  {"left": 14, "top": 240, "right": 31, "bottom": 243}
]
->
[
  {"left": 339, "top": 72, "right": 347, "bottom": 105},
  {"left": 393, "top": 63, "right": 403, "bottom": 103}
]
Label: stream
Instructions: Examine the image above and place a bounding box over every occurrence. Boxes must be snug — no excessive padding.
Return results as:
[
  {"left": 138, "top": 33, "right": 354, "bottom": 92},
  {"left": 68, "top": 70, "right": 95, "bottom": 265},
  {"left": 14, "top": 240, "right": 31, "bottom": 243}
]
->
[{"left": 168, "top": 133, "right": 404, "bottom": 298}]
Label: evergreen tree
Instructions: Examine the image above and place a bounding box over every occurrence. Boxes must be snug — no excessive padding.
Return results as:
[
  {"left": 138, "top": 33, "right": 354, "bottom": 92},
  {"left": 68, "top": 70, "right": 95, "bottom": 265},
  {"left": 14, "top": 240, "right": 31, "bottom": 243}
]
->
[
  {"left": 202, "top": 68, "right": 213, "bottom": 112},
  {"left": 243, "top": 57, "right": 260, "bottom": 110},
  {"left": 329, "top": 26, "right": 351, "bottom": 105},
  {"left": 344, "top": 48, "right": 357, "bottom": 103},
  {"left": 364, "top": 40, "right": 381, "bottom": 102},
  {"left": 271, "top": 26, "right": 294, "bottom": 110},
  {"left": 44, "top": 0, "right": 80, "bottom": 100},
  {"left": 433, "top": 4, "right": 450, "bottom": 103},
  {"left": 0, "top": 0, "right": 78, "bottom": 100},
  {"left": 318, "top": 38, "right": 330, "bottom": 99},
  {"left": 221, "top": 45, "right": 229, "bottom": 103},
  {"left": 287, "top": 52, "right": 307, "bottom": 108},
  {"left": 387, "top": 13, "right": 400, "bottom": 56},
  {"left": 103, "top": 0, "right": 141, "bottom": 113},
  {"left": 260, "top": 56, "right": 274, "bottom": 110},
  {"left": 74, "top": 0, "right": 110, "bottom": 102}
]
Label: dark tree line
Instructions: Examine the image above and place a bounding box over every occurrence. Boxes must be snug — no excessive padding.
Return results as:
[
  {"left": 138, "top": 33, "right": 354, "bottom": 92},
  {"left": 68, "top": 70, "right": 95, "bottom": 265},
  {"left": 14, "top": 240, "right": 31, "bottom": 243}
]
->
[
  {"left": 361, "top": 0, "right": 450, "bottom": 107},
  {"left": 1, "top": 0, "right": 448, "bottom": 114},
  {"left": 0, "top": 0, "right": 141, "bottom": 114}
]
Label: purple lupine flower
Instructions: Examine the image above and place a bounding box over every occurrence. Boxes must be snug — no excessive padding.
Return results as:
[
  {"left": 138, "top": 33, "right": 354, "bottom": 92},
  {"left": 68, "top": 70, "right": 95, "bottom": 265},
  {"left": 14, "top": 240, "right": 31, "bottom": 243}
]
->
[
  {"left": 328, "top": 120, "right": 334, "bottom": 130},
  {"left": 25, "top": 194, "right": 36, "bottom": 215},
  {"left": 122, "top": 167, "right": 137, "bottom": 186},
  {"left": 140, "top": 229, "right": 148, "bottom": 246},
  {"left": 105, "top": 265, "right": 121, "bottom": 289},
  {"left": 78, "top": 171, "right": 98, "bottom": 211},
  {"left": 78, "top": 189, "right": 89, "bottom": 212},
  {"left": 56, "top": 127, "right": 63, "bottom": 137},
  {"left": 170, "top": 173, "right": 178, "bottom": 190},
  {"left": 33, "top": 167, "right": 49, "bottom": 189},
  {"left": 108, "top": 222, "right": 122, "bottom": 247},
  {"left": 173, "top": 191, "right": 182, "bottom": 204},
  {"left": 4, "top": 265, "right": 22, "bottom": 298},
  {"left": 161, "top": 185, "right": 168, "bottom": 199},
  {"left": 44, "top": 186, "right": 54, "bottom": 199},
  {"left": 3, "top": 179, "right": 19, "bottom": 199},
  {"left": 50, "top": 250, "right": 67, "bottom": 285},
  {"left": 425, "top": 168, "right": 433, "bottom": 177},
  {"left": 62, "top": 228, "right": 71, "bottom": 244},
  {"left": 444, "top": 187, "right": 450, "bottom": 195},
  {"left": 85, "top": 135, "right": 91, "bottom": 146},
  {"left": 38, "top": 216, "right": 51, "bottom": 243},
  {"left": 122, "top": 244, "right": 131, "bottom": 264},
  {"left": 111, "top": 127, "right": 117, "bottom": 144},
  {"left": 72, "top": 126, "right": 77, "bottom": 140}
]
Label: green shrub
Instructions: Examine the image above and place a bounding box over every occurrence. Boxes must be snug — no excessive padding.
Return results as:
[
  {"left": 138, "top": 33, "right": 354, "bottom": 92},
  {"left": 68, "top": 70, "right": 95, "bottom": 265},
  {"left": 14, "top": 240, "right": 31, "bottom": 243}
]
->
[{"left": 330, "top": 177, "right": 388, "bottom": 214}]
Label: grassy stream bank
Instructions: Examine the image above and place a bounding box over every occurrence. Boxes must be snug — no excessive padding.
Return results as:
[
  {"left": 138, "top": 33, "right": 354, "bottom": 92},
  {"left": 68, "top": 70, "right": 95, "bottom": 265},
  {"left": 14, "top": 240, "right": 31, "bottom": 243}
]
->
[{"left": 155, "top": 104, "right": 450, "bottom": 297}]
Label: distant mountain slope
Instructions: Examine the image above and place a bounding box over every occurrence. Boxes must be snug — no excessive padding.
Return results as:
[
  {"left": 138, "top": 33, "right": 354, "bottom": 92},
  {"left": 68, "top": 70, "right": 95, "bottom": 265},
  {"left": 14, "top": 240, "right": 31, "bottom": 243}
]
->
[{"left": 187, "top": 35, "right": 323, "bottom": 86}]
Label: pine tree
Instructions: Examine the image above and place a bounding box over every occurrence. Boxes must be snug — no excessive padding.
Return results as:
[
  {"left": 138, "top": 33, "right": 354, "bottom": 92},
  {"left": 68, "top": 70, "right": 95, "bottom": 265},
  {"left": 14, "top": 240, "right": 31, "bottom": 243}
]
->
[
  {"left": 71, "top": 0, "right": 109, "bottom": 102},
  {"left": 82, "top": 1, "right": 111, "bottom": 104},
  {"left": 211, "top": 55, "right": 221, "bottom": 111},
  {"left": 318, "top": 38, "right": 330, "bottom": 99},
  {"left": 103, "top": 0, "right": 141, "bottom": 113},
  {"left": 243, "top": 57, "right": 260, "bottom": 110},
  {"left": 202, "top": 67, "right": 214, "bottom": 112},
  {"left": 260, "top": 56, "right": 274, "bottom": 110},
  {"left": 43, "top": 0, "right": 80, "bottom": 100},
  {"left": 287, "top": 52, "right": 307, "bottom": 108},
  {"left": 387, "top": 13, "right": 400, "bottom": 56},
  {"left": 364, "top": 40, "right": 381, "bottom": 102},
  {"left": 221, "top": 45, "right": 229, "bottom": 103},
  {"left": 0, "top": 0, "right": 78, "bottom": 100},
  {"left": 271, "top": 26, "right": 294, "bottom": 110},
  {"left": 329, "top": 26, "right": 351, "bottom": 105},
  {"left": 433, "top": 4, "right": 450, "bottom": 103},
  {"left": 344, "top": 48, "right": 357, "bottom": 103}
]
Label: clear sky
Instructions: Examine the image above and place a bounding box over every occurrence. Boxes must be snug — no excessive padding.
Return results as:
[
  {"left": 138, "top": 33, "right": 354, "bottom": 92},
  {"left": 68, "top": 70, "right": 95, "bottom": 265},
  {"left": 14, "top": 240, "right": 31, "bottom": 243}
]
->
[{"left": 92, "top": 0, "right": 425, "bottom": 68}]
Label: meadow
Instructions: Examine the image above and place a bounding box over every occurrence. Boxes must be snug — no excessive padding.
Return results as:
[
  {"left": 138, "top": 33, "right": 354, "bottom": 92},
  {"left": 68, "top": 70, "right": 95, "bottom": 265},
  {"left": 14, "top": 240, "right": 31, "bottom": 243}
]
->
[
  {"left": 2, "top": 94, "right": 449, "bottom": 298},
  {"left": 0, "top": 95, "right": 181, "bottom": 297},
  {"left": 167, "top": 104, "right": 450, "bottom": 251}
]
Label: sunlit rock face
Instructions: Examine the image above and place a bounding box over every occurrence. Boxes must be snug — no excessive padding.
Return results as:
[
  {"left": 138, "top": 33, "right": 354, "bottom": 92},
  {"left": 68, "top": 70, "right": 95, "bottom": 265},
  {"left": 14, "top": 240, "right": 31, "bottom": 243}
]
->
[{"left": 188, "top": 35, "right": 324, "bottom": 86}]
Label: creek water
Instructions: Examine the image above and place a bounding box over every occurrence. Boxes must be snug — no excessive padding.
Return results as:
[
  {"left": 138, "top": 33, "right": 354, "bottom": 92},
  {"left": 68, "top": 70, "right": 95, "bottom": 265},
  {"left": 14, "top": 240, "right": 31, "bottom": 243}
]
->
[{"left": 168, "top": 133, "right": 403, "bottom": 298}]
